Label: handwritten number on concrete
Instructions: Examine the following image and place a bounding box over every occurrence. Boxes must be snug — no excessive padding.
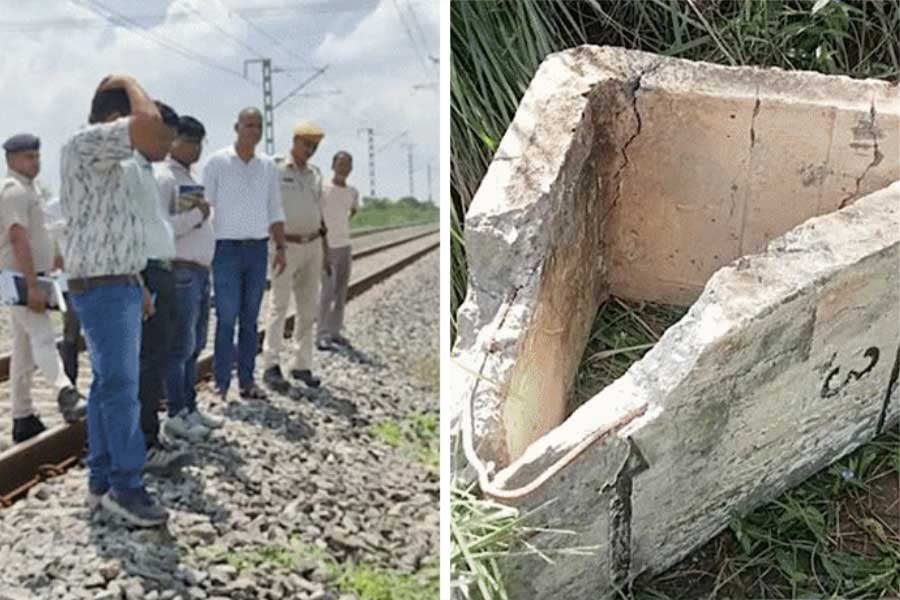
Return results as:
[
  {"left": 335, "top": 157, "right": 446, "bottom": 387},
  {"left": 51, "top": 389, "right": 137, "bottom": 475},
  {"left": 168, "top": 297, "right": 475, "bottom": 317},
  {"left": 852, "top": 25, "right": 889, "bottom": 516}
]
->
[{"left": 821, "top": 347, "right": 880, "bottom": 398}]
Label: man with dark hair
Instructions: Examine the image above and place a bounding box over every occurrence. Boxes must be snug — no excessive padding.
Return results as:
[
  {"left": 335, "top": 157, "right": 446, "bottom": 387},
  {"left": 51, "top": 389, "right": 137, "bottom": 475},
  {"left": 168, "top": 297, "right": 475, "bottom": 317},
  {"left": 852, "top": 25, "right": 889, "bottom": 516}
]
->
[
  {"left": 203, "top": 107, "right": 287, "bottom": 401},
  {"left": 123, "top": 100, "right": 186, "bottom": 474},
  {"left": 61, "top": 74, "right": 173, "bottom": 527},
  {"left": 156, "top": 115, "right": 222, "bottom": 442},
  {"left": 318, "top": 150, "right": 360, "bottom": 351},
  {"left": 89, "top": 88, "right": 131, "bottom": 125},
  {"left": 0, "top": 134, "right": 86, "bottom": 443}
]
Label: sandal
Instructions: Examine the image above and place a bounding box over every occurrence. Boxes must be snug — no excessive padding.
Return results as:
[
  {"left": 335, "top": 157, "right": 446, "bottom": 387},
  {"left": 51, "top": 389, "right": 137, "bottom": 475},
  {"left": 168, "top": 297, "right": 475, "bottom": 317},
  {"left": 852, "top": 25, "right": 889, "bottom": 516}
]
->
[{"left": 239, "top": 385, "right": 268, "bottom": 400}]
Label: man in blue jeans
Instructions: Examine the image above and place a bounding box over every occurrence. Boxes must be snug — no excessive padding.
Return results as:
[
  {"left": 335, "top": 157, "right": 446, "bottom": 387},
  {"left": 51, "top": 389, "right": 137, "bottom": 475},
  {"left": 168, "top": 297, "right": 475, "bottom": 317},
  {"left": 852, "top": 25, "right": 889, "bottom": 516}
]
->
[
  {"left": 156, "top": 115, "right": 223, "bottom": 440},
  {"left": 60, "top": 74, "right": 174, "bottom": 527},
  {"left": 203, "top": 108, "right": 287, "bottom": 401}
]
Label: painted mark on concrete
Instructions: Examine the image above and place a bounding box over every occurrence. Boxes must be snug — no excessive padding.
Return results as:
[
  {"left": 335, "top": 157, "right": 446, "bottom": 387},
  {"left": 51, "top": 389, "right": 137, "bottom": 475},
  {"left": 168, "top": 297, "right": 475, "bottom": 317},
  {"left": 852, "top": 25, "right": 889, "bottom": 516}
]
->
[
  {"left": 820, "top": 346, "right": 880, "bottom": 398},
  {"left": 608, "top": 439, "right": 649, "bottom": 586},
  {"left": 876, "top": 343, "right": 900, "bottom": 434}
]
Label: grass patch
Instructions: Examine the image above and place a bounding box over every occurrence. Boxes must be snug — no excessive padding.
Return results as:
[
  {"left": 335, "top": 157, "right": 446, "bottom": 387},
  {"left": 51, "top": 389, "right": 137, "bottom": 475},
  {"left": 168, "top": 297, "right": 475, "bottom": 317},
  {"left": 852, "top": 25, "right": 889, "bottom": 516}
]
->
[
  {"left": 633, "top": 427, "right": 900, "bottom": 599},
  {"left": 370, "top": 411, "right": 439, "bottom": 471},
  {"left": 351, "top": 197, "right": 438, "bottom": 230},
  {"left": 570, "top": 296, "right": 687, "bottom": 416},
  {"left": 198, "top": 541, "right": 438, "bottom": 599},
  {"left": 336, "top": 561, "right": 439, "bottom": 600}
]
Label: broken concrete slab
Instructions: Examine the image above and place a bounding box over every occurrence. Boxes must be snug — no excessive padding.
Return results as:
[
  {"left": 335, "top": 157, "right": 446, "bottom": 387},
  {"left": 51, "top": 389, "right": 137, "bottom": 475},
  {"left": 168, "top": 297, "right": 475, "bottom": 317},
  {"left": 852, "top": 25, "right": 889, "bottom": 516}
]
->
[
  {"left": 451, "top": 44, "right": 899, "bottom": 474},
  {"left": 490, "top": 183, "right": 899, "bottom": 598},
  {"left": 451, "top": 44, "right": 900, "bottom": 598}
]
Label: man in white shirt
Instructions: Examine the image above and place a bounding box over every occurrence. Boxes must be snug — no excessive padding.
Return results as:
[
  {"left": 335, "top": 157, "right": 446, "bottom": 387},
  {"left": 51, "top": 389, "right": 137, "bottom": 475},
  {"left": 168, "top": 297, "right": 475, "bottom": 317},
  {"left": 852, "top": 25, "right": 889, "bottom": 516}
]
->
[
  {"left": 155, "top": 115, "right": 223, "bottom": 441},
  {"left": 122, "top": 100, "right": 188, "bottom": 474},
  {"left": 203, "top": 108, "right": 287, "bottom": 400},
  {"left": 262, "top": 121, "right": 328, "bottom": 394},
  {"left": 318, "top": 151, "right": 360, "bottom": 351}
]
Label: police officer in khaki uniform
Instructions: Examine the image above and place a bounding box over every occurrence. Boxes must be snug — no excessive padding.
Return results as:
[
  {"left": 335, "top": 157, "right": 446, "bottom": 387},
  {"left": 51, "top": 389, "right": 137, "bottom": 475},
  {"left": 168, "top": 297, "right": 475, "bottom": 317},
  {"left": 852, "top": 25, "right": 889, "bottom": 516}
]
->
[
  {"left": 262, "top": 122, "right": 328, "bottom": 394},
  {"left": 0, "top": 133, "right": 86, "bottom": 443}
]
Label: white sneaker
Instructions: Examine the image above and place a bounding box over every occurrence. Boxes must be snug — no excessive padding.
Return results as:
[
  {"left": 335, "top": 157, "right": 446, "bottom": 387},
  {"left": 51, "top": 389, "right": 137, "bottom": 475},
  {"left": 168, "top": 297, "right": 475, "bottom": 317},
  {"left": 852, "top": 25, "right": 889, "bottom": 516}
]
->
[
  {"left": 188, "top": 408, "right": 224, "bottom": 430},
  {"left": 163, "top": 411, "right": 209, "bottom": 443}
]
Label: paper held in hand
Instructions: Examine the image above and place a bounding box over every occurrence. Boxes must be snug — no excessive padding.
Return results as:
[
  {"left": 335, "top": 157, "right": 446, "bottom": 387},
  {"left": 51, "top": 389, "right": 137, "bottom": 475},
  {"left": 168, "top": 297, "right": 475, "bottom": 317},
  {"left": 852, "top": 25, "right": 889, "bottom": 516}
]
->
[
  {"left": 0, "top": 271, "right": 68, "bottom": 311},
  {"left": 173, "top": 184, "right": 205, "bottom": 214}
]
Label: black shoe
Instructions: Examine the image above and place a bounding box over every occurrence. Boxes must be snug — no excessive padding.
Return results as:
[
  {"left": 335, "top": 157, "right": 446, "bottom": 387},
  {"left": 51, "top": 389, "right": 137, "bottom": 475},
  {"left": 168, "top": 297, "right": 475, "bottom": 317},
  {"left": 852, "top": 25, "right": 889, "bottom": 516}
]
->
[
  {"left": 13, "top": 415, "right": 46, "bottom": 443},
  {"left": 263, "top": 366, "right": 290, "bottom": 393},
  {"left": 57, "top": 386, "right": 87, "bottom": 423},
  {"left": 290, "top": 369, "right": 321, "bottom": 389}
]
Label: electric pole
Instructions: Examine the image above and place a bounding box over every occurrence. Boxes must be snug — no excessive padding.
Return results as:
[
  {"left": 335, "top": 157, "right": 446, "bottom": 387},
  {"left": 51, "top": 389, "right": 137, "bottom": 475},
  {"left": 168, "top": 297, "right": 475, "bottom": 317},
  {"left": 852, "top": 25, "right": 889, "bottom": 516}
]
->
[
  {"left": 244, "top": 58, "right": 275, "bottom": 155},
  {"left": 403, "top": 143, "right": 415, "bottom": 197},
  {"left": 243, "top": 61, "right": 329, "bottom": 156},
  {"left": 427, "top": 163, "right": 433, "bottom": 203},
  {"left": 358, "top": 128, "right": 376, "bottom": 197}
]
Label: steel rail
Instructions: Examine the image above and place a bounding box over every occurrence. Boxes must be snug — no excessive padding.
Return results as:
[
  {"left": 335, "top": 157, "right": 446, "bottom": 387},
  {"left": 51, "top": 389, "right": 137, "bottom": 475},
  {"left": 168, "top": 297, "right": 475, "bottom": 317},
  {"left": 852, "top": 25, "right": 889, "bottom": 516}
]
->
[{"left": 0, "top": 231, "right": 437, "bottom": 505}]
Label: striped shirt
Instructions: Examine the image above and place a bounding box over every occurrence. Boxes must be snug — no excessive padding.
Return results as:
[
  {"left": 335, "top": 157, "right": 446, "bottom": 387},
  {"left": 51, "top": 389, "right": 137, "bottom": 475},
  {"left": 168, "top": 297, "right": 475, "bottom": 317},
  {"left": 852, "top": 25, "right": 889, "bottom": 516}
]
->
[{"left": 202, "top": 146, "right": 284, "bottom": 240}]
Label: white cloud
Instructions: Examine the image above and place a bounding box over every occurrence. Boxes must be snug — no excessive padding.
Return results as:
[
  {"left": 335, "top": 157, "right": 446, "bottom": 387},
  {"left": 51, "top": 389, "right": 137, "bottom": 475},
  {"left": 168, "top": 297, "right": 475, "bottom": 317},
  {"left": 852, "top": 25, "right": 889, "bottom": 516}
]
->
[{"left": 0, "top": 0, "right": 439, "bottom": 201}]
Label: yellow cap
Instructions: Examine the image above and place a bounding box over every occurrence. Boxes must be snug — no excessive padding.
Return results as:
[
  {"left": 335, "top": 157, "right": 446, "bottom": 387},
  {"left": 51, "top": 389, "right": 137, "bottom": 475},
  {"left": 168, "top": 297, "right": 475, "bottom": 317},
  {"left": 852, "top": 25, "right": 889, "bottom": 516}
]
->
[{"left": 293, "top": 121, "right": 324, "bottom": 140}]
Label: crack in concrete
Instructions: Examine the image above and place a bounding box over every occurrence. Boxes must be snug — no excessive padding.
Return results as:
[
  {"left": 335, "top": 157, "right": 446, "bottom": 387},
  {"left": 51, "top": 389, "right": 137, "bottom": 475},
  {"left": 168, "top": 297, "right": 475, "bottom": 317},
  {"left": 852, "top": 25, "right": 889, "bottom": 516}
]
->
[
  {"left": 609, "top": 62, "right": 663, "bottom": 214},
  {"left": 839, "top": 101, "right": 883, "bottom": 209},
  {"left": 737, "top": 86, "right": 761, "bottom": 256},
  {"left": 750, "top": 91, "right": 761, "bottom": 148}
]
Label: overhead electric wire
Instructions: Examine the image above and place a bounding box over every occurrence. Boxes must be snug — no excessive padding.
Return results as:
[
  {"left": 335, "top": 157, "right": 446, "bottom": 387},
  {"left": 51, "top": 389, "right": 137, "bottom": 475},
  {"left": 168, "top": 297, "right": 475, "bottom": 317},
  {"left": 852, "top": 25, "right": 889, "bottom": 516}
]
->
[
  {"left": 181, "top": 0, "right": 267, "bottom": 59},
  {"left": 391, "top": 0, "right": 430, "bottom": 76},
  {"left": 68, "top": 0, "right": 248, "bottom": 83}
]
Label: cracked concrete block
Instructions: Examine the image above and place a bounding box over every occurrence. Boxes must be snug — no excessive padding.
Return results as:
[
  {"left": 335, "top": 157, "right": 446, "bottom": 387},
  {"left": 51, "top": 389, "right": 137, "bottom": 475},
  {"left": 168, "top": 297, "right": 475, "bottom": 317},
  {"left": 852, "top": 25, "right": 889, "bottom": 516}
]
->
[{"left": 452, "top": 45, "right": 900, "bottom": 598}]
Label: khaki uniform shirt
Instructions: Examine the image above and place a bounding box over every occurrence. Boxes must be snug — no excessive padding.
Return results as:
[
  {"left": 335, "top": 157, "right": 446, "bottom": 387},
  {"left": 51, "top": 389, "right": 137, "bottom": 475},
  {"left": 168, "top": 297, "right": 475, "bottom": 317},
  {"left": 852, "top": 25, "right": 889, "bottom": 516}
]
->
[
  {"left": 274, "top": 155, "right": 322, "bottom": 236},
  {"left": 0, "top": 170, "right": 54, "bottom": 272}
]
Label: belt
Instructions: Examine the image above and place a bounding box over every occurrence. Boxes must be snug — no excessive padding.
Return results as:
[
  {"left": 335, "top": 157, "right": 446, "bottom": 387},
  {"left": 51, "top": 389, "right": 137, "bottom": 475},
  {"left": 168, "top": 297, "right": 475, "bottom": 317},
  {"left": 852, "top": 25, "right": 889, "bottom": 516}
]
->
[
  {"left": 218, "top": 238, "right": 269, "bottom": 245},
  {"left": 286, "top": 231, "right": 322, "bottom": 245},
  {"left": 67, "top": 274, "right": 142, "bottom": 294},
  {"left": 172, "top": 259, "right": 210, "bottom": 273},
  {"left": 146, "top": 259, "right": 172, "bottom": 271}
]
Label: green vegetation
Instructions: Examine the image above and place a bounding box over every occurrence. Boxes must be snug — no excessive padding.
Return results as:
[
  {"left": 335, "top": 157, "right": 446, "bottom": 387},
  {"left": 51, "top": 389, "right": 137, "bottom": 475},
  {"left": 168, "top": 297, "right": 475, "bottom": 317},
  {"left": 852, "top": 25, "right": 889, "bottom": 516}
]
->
[
  {"left": 572, "top": 297, "right": 687, "bottom": 416},
  {"left": 451, "top": 1, "right": 900, "bottom": 597},
  {"left": 634, "top": 429, "right": 900, "bottom": 599},
  {"left": 351, "top": 196, "right": 438, "bottom": 230},
  {"left": 201, "top": 541, "right": 438, "bottom": 599},
  {"left": 336, "top": 561, "right": 439, "bottom": 600},
  {"left": 370, "top": 411, "right": 439, "bottom": 471}
]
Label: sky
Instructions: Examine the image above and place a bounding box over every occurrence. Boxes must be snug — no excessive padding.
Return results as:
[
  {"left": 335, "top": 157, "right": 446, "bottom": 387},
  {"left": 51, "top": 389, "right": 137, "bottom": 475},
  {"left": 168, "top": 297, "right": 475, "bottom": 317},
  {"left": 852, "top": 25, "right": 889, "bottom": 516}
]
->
[{"left": 0, "top": 0, "right": 439, "bottom": 202}]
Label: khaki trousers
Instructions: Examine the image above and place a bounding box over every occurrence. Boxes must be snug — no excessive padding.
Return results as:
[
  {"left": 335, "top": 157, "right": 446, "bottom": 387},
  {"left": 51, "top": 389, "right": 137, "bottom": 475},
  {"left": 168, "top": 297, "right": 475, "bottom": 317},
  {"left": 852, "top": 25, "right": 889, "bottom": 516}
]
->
[
  {"left": 263, "top": 240, "right": 322, "bottom": 372},
  {"left": 9, "top": 306, "right": 71, "bottom": 419}
]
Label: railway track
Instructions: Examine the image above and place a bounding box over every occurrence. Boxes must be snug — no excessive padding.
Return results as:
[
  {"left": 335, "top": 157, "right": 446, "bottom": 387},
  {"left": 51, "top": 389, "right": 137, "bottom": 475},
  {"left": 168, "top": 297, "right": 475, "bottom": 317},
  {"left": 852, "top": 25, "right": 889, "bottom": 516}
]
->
[{"left": 0, "top": 223, "right": 438, "bottom": 506}]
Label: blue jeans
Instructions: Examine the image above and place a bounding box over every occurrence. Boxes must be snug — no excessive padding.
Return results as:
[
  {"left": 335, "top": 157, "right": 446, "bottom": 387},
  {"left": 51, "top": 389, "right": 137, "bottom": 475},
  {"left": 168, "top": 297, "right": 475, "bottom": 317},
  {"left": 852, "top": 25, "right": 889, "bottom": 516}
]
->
[
  {"left": 166, "top": 266, "right": 210, "bottom": 416},
  {"left": 69, "top": 283, "right": 145, "bottom": 492},
  {"left": 212, "top": 240, "right": 268, "bottom": 391}
]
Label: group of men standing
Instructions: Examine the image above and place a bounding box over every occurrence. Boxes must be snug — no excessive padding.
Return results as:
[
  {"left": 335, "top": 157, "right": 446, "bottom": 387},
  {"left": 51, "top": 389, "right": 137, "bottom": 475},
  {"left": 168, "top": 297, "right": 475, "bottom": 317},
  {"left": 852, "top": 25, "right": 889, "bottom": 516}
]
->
[{"left": 0, "top": 74, "right": 360, "bottom": 527}]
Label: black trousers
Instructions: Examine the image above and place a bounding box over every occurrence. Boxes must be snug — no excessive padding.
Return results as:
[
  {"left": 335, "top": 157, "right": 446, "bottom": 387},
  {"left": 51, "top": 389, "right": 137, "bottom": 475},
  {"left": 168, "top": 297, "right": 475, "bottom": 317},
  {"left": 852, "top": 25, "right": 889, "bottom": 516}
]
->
[{"left": 139, "top": 263, "right": 175, "bottom": 449}]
